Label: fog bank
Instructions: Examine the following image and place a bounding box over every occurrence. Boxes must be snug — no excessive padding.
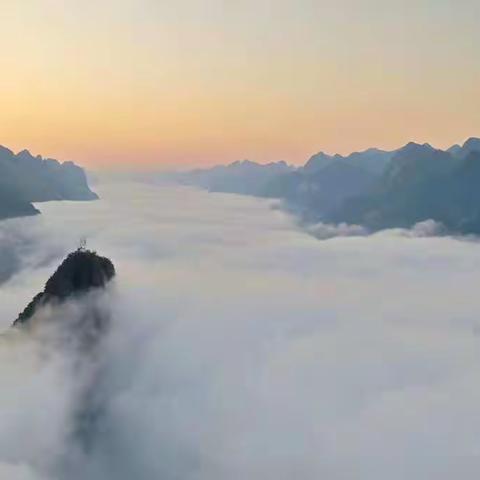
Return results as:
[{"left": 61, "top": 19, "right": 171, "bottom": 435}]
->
[{"left": 1, "top": 181, "right": 480, "bottom": 479}]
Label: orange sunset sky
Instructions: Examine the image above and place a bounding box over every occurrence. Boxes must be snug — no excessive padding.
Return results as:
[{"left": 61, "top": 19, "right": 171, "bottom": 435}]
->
[{"left": 1, "top": 0, "right": 479, "bottom": 169}]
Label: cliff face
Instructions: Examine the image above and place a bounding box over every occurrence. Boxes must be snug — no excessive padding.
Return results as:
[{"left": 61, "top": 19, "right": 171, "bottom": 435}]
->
[
  {"left": 14, "top": 249, "right": 115, "bottom": 327},
  {"left": 0, "top": 145, "right": 98, "bottom": 220},
  {"left": 0, "top": 186, "right": 39, "bottom": 220}
]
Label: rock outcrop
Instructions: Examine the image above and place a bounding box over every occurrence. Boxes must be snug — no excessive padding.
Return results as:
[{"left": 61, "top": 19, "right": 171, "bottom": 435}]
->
[
  {"left": 11, "top": 249, "right": 116, "bottom": 459},
  {"left": 14, "top": 249, "right": 115, "bottom": 327}
]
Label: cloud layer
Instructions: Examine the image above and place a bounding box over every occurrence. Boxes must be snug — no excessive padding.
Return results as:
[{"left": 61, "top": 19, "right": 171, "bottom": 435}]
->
[{"left": 1, "top": 181, "right": 480, "bottom": 479}]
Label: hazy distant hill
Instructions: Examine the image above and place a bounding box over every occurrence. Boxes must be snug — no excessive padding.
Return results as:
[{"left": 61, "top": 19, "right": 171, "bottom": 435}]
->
[
  {"left": 168, "top": 137, "right": 480, "bottom": 234},
  {"left": 171, "top": 147, "right": 395, "bottom": 218},
  {"left": 448, "top": 137, "right": 480, "bottom": 159},
  {"left": 332, "top": 141, "right": 480, "bottom": 233},
  {"left": 259, "top": 147, "right": 393, "bottom": 218},
  {"left": 0, "top": 145, "right": 97, "bottom": 220},
  {"left": 171, "top": 159, "right": 294, "bottom": 196},
  {"left": 304, "top": 147, "right": 395, "bottom": 175},
  {"left": 263, "top": 160, "right": 375, "bottom": 218},
  {"left": 380, "top": 142, "right": 455, "bottom": 192}
]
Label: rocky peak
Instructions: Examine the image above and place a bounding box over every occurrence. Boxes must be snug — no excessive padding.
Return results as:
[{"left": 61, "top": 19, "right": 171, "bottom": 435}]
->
[{"left": 14, "top": 249, "right": 115, "bottom": 326}]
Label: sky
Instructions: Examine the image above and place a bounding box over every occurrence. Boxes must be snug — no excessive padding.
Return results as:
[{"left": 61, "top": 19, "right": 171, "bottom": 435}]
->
[
  {"left": 0, "top": 0, "right": 479, "bottom": 169},
  {"left": 2, "top": 182, "right": 480, "bottom": 478}
]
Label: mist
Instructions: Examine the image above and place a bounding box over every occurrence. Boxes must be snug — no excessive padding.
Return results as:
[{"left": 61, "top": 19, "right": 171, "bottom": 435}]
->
[{"left": 1, "top": 180, "right": 480, "bottom": 479}]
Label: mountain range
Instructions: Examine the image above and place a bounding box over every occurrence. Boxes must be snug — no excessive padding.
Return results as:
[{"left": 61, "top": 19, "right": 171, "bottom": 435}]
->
[
  {"left": 167, "top": 159, "right": 294, "bottom": 196},
  {"left": 303, "top": 147, "right": 395, "bottom": 175},
  {"left": 334, "top": 142, "right": 480, "bottom": 233},
  {"left": 0, "top": 145, "right": 97, "bottom": 220},
  {"left": 171, "top": 137, "right": 480, "bottom": 234}
]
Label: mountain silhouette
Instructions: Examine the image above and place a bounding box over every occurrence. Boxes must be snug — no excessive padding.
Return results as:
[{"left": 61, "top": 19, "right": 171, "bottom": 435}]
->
[
  {"left": 167, "top": 159, "right": 293, "bottom": 196},
  {"left": 264, "top": 160, "right": 375, "bottom": 219},
  {"left": 304, "top": 147, "right": 394, "bottom": 175},
  {"left": 448, "top": 137, "right": 480, "bottom": 159},
  {"left": 0, "top": 145, "right": 98, "bottom": 220},
  {"left": 333, "top": 148, "right": 480, "bottom": 232},
  {"left": 171, "top": 137, "right": 480, "bottom": 234}
]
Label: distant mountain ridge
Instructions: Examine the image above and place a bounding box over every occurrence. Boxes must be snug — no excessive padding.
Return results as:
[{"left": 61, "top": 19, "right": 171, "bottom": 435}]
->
[
  {"left": 0, "top": 145, "right": 97, "bottom": 220},
  {"left": 263, "top": 160, "right": 376, "bottom": 219},
  {"left": 448, "top": 137, "right": 480, "bottom": 159},
  {"left": 333, "top": 142, "right": 480, "bottom": 233},
  {"left": 168, "top": 137, "right": 480, "bottom": 234},
  {"left": 169, "top": 159, "right": 294, "bottom": 196},
  {"left": 304, "top": 147, "right": 395, "bottom": 175}
]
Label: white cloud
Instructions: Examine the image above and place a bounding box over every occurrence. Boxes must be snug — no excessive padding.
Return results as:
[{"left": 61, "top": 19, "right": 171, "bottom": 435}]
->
[
  {"left": 374, "top": 219, "right": 446, "bottom": 238},
  {"left": 306, "top": 219, "right": 446, "bottom": 241},
  {"left": 1, "top": 181, "right": 480, "bottom": 479},
  {"left": 0, "top": 463, "right": 47, "bottom": 480},
  {"left": 306, "top": 221, "right": 368, "bottom": 240}
]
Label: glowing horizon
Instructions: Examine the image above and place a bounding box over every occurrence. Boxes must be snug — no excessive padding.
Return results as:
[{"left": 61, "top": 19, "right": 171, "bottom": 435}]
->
[{"left": 1, "top": 0, "right": 479, "bottom": 169}]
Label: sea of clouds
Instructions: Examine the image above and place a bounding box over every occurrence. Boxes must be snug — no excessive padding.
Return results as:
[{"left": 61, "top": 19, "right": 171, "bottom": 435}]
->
[{"left": 1, "top": 180, "right": 480, "bottom": 479}]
